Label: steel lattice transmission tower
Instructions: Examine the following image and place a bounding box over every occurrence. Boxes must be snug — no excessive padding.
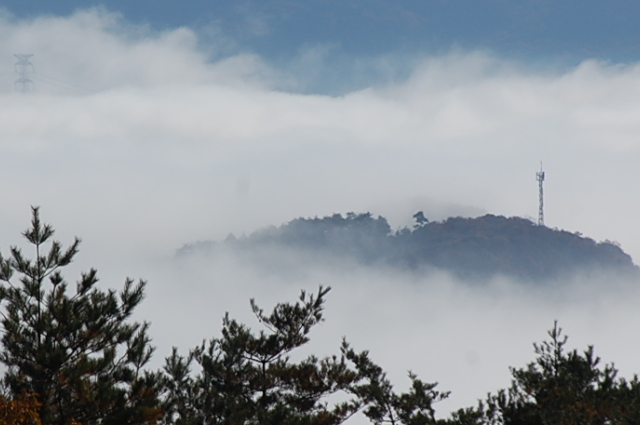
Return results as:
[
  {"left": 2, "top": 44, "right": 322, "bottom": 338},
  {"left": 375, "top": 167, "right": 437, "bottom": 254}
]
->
[
  {"left": 536, "top": 163, "right": 545, "bottom": 226},
  {"left": 14, "top": 54, "right": 34, "bottom": 93}
]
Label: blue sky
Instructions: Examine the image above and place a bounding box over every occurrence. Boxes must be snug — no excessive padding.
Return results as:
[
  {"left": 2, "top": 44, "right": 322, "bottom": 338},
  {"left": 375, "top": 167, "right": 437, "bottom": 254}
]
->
[
  {"left": 4, "top": 1, "right": 640, "bottom": 94},
  {"left": 4, "top": 1, "right": 640, "bottom": 62}
]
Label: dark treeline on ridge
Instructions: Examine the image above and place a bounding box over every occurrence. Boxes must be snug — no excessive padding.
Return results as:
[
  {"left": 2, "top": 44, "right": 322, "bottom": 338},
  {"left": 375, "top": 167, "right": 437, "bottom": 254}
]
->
[
  {"left": 179, "top": 212, "right": 638, "bottom": 281},
  {"left": 1, "top": 208, "right": 640, "bottom": 424}
]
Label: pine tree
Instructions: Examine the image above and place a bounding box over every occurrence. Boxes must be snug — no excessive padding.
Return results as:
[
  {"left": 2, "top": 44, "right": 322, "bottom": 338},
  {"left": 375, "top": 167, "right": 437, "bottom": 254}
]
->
[
  {"left": 0, "top": 207, "right": 162, "bottom": 425},
  {"left": 442, "top": 322, "right": 640, "bottom": 425},
  {"left": 489, "top": 322, "right": 621, "bottom": 425},
  {"left": 161, "top": 287, "right": 448, "bottom": 425},
  {"left": 0, "top": 393, "right": 42, "bottom": 425}
]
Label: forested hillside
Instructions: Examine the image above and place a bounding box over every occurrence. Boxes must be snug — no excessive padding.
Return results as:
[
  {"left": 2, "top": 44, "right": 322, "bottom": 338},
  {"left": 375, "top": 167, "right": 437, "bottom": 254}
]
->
[{"left": 179, "top": 212, "right": 638, "bottom": 281}]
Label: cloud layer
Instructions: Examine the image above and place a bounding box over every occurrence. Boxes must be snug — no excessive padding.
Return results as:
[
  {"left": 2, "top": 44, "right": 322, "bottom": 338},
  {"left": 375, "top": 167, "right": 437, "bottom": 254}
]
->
[
  {"left": 1, "top": 10, "right": 640, "bottom": 418},
  {"left": 143, "top": 253, "right": 640, "bottom": 421}
]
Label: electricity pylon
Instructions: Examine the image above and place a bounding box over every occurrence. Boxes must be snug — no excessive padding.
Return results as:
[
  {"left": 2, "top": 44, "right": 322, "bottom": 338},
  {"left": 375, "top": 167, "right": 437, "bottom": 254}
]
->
[{"left": 14, "top": 54, "right": 34, "bottom": 93}]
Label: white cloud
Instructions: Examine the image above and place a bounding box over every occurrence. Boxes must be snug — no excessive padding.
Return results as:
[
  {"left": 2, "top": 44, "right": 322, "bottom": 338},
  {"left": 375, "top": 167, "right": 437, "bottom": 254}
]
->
[
  {"left": 138, "top": 253, "right": 640, "bottom": 421},
  {"left": 1, "top": 10, "right": 640, "bottom": 418},
  {"left": 0, "top": 8, "right": 275, "bottom": 92}
]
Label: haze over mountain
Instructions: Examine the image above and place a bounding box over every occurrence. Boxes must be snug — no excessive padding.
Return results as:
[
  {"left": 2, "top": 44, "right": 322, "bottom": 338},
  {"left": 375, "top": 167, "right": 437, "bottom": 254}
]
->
[{"left": 179, "top": 212, "right": 639, "bottom": 281}]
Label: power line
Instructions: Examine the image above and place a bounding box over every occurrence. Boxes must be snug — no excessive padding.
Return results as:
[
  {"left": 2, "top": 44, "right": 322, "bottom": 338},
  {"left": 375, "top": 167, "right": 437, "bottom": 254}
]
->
[
  {"left": 8, "top": 54, "right": 95, "bottom": 94},
  {"left": 31, "top": 72, "right": 94, "bottom": 94}
]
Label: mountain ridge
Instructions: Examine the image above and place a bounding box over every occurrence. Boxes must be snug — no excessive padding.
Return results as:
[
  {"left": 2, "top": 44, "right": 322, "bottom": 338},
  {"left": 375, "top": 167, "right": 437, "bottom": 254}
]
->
[{"left": 178, "top": 212, "right": 638, "bottom": 281}]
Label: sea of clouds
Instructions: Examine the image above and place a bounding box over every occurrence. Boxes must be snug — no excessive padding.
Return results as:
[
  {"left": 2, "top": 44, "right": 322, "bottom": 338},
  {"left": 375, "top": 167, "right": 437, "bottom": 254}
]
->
[{"left": 1, "top": 8, "right": 640, "bottom": 419}]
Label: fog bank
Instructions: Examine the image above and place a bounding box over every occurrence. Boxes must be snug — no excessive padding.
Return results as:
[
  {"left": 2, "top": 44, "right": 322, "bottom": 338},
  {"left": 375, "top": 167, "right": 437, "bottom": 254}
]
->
[{"left": 1, "top": 9, "right": 640, "bottom": 418}]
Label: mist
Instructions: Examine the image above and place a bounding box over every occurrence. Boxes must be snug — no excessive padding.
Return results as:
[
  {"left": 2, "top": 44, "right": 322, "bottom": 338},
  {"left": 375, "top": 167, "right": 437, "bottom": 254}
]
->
[
  {"left": 138, "top": 249, "right": 640, "bottom": 420},
  {"left": 1, "top": 8, "right": 640, "bottom": 419}
]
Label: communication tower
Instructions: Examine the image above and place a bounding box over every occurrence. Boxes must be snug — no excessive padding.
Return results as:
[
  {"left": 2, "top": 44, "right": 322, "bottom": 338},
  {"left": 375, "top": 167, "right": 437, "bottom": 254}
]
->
[
  {"left": 14, "top": 54, "right": 34, "bottom": 93},
  {"left": 536, "top": 163, "right": 545, "bottom": 226}
]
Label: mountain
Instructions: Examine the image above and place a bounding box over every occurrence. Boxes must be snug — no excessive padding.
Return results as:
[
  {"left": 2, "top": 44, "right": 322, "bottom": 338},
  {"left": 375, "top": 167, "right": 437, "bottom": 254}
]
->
[{"left": 178, "top": 212, "right": 638, "bottom": 281}]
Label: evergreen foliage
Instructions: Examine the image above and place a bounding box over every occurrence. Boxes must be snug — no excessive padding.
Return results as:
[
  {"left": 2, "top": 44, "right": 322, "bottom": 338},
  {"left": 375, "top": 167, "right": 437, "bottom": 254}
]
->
[
  {"left": 442, "top": 323, "right": 640, "bottom": 425},
  {"left": 160, "top": 286, "right": 448, "bottom": 425},
  {"left": 487, "top": 322, "right": 640, "bottom": 425},
  {"left": 0, "top": 207, "right": 162, "bottom": 425},
  {"left": 0, "top": 393, "right": 42, "bottom": 425}
]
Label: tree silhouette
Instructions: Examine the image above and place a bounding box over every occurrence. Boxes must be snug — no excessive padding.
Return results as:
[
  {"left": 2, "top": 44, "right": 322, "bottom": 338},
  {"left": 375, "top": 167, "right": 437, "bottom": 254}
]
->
[
  {"left": 412, "top": 212, "right": 429, "bottom": 228},
  {"left": 161, "top": 286, "right": 448, "bottom": 425},
  {"left": 442, "top": 322, "right": 640, "bottom": 425},
  {"left": 0, "top": 207, "right": 161, "bottom": 425}
]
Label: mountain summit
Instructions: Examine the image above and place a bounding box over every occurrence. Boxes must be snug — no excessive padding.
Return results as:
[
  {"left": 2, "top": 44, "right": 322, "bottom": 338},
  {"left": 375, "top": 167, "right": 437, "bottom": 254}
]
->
[{"left": 179, "top": 213, "right": 638, "bottom": 281}]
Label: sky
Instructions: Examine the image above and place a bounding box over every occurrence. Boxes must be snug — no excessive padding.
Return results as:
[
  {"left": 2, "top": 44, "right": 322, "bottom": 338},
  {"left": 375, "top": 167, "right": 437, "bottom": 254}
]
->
[{"left": 2, "top": 2, "right": 640, "bottom": 420}]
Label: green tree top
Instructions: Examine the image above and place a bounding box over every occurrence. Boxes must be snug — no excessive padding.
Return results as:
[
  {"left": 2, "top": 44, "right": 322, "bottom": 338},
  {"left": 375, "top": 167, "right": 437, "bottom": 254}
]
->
[
  {"left": 0, "top": 207, "right": 161, "bottom": 425},
  {"left": 161, "top": 286, "right": 448, "bottom": 425}
]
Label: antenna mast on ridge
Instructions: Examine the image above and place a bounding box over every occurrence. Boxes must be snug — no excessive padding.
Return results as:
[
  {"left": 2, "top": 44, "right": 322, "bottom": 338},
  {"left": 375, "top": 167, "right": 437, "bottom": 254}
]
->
[
  {"left": 14, "top": 54, "right": 34, "bottom": 93},
  {"left": 536, "top": 162, "right": 545, "bottom": 226}
]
